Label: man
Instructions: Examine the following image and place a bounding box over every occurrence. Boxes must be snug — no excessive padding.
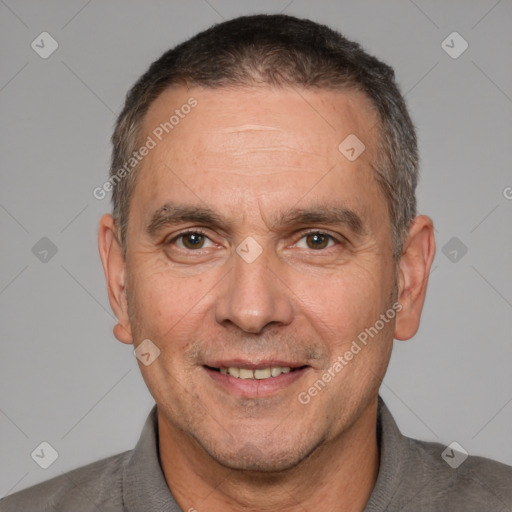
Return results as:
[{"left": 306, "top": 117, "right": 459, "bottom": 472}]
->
[{"left": 2, "top": 13, "right": 511, "bottom": 512}]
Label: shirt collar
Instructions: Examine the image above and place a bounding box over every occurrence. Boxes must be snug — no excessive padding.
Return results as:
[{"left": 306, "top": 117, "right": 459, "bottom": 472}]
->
[
  {"left": 123, "top": 405, "right": 181, "bottom": 512},
  {"left": 363, "top": 396, "right": 407, "bottom": 511}
]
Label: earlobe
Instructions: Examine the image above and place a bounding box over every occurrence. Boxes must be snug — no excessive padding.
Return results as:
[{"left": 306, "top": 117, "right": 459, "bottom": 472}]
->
[
  {"left": 113, "top": 322, "right": 133, "bottom": 344},
  {"left": 394, "top": 215, "right": 436, "bottom": 341},
  {"left": 98, "top": 214, "right": 133, "bottom": 345}
]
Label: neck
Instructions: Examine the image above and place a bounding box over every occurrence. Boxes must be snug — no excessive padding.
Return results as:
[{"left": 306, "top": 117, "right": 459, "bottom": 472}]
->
[{"left": 159, "top": 399, "right": 379, "bottom": 512}]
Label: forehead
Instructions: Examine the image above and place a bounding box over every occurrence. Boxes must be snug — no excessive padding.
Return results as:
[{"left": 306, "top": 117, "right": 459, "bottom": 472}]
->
[
  {"left": 134, "top": 85, "right": 383, "bottom": 224},
  {"left": 144, "top": 85, "right": 378, "bottom": 160}
]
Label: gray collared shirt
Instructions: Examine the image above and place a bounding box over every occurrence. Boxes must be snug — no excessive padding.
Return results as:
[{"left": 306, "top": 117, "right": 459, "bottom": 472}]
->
[{"left": 2, "top": 397, "right": 511, "bottom": 511}]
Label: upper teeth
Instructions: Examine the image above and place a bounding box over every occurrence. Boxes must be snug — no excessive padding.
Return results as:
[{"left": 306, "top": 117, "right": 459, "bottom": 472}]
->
[{"left": 220, "top": 366, "right": 291, "bottom": 379}]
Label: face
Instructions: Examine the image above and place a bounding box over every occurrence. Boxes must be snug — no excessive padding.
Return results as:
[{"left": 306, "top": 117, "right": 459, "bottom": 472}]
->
[{"left": 106, "top": 85, "right": 405, "bottom": 472}]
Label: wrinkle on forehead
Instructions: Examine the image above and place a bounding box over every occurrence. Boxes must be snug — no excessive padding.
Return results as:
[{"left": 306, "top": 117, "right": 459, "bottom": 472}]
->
[
  {"left": 216, "top": 124, "right": 281, "bottom": 133},
  {"left": 190, "top": 122, "right": 338, "bottom": 176},
  {"left": 190, "top": 154, "right": 334, "bottom": 177}
]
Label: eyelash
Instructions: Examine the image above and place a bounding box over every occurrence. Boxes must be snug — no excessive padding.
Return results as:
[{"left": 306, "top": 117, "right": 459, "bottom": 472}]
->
[{"left": 167, "top": 229, "right": 344, "bottom": 251}]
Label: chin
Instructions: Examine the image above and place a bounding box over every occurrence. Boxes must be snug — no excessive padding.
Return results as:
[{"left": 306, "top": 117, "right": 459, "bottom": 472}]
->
[{"left": 199, "top": 435, "right": 322, "bottom": 474}]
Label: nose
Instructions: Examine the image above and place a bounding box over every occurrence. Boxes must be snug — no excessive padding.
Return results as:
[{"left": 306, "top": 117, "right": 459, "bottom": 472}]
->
[{"left": 214, "top": 246, "right": 294, "bottom": 333}]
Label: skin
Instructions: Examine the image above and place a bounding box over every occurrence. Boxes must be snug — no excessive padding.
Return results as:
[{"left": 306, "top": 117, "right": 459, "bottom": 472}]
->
[{"left": 99, "top": 85, "right": 435, "bottom": 511}]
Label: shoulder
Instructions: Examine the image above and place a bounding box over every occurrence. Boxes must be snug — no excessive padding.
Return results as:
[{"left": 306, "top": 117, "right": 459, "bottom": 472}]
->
[
  {"left": 0, "top": 450, "right": 131, "bottom": 512},
  {"left": 404, "top": 436, "right": 512, "bottom": 510},
  {"left": 375, "top": 397, "right": 512, "bottom": 511}
]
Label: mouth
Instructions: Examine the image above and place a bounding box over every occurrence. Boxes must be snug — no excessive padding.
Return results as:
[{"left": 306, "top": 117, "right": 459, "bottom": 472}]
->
[
  {"left": 205, "top": 364, "right": 308, "bottom": 380},
  {"left": 203, "top": 361, "right": 310, "bottom": 397}
]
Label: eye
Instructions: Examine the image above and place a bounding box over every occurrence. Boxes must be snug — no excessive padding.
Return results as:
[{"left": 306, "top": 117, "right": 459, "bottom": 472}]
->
[
  {"left": 295, "top": 232, "right": 337, "bottom": 250},
  {"left": 171, "top": 231, "right": 215, "bottom": 250}
]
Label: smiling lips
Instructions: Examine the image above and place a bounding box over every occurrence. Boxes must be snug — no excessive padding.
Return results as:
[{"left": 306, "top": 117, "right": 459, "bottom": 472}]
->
[
  {"left": 204, "top": 362, "right": 310, "bottom": 397},
  {"left": 220, "top": 366, "right": 291, "bottom": 379},
  {"left": 205, "top": 362, "right": 308, "bottom": 381}
]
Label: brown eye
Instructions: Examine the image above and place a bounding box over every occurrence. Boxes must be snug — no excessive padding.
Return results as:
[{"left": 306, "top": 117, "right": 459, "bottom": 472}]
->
[
  {"left": 178, "top": 232, "right": 207, "bottom": 249},
  {"left": 305, "top": 233, "right": 330, "bottom": 250}
]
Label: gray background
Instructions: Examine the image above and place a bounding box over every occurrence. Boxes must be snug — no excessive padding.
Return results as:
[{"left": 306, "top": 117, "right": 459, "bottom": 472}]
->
[{"left": 1, "top": 0, "right": 511, "bottom": 496}]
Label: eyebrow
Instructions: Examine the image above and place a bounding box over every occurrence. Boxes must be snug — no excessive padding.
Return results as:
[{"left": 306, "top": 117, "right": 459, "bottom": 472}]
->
[
  {"left": 146, "top": 202, "right": 365, "bottom": 237},
  {"left": 146, "top": 204, "right": 228, "bottom": 237},
  {"left": 278, "top": 205, "right": 365, "bottom": 235}
]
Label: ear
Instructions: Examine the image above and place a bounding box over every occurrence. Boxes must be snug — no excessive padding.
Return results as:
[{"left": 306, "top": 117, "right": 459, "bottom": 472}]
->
[
  {"left": 394, "top": 215, "right": 436, "bottom": 341},
  {"left": 98, "top": 214, "right": 133, "bottom": 344}
]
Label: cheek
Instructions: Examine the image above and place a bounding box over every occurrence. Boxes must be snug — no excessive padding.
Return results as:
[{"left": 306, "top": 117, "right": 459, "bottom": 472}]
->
[
  {"left": 126, "top": 258, "right": 212, "bottom": 343},
  {"left": 290, "top": 263, "right": 388, "bottom": 348}
]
